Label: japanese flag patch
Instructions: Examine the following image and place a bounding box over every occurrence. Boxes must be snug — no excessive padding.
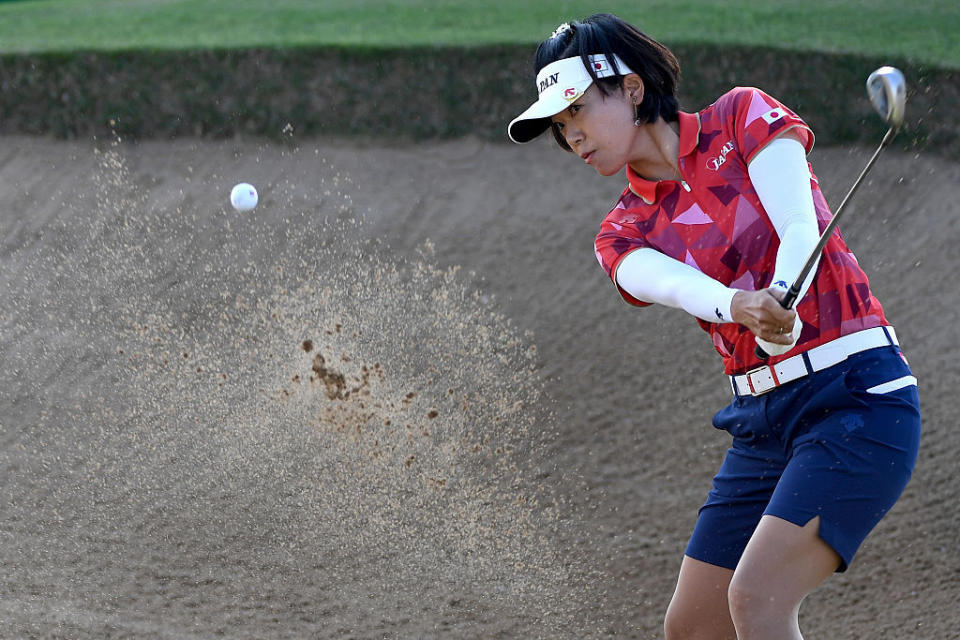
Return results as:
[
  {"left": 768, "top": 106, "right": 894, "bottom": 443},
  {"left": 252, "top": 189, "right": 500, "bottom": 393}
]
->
[{"left": 760, "top": 107, "right": 786, "bottom": 124}]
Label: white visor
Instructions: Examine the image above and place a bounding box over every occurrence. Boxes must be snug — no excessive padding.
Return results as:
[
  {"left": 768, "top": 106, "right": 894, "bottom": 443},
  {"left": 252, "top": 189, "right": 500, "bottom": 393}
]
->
[{"left": 508, "top": 54, "right": 635, "bottom": 144}]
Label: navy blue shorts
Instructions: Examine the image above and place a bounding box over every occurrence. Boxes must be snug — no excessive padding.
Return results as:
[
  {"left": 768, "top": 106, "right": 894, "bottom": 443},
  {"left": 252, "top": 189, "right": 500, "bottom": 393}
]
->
[{"left": 686, "top": 345, "right": 921, "bottom": 572}]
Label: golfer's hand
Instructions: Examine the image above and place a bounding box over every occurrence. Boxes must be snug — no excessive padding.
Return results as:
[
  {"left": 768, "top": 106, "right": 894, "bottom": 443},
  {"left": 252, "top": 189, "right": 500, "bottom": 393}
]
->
[{"left": 731, "top": 288, "right": 799, "bottom": 346}]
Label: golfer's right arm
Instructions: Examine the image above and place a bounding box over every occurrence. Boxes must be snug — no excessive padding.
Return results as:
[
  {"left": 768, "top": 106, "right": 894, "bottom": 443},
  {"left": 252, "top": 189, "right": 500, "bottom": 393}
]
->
[
  {"left": 615, "top": 133, "right": 818, "bottom": 343},
  {"left": 615, "top": 249, "right": 798, "bottom": 345}
]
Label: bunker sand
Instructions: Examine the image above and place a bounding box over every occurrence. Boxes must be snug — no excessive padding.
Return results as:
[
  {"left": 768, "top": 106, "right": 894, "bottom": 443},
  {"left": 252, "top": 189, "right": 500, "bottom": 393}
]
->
[{"left": 0, "top": 135, "right": 956, "bottom": 638}]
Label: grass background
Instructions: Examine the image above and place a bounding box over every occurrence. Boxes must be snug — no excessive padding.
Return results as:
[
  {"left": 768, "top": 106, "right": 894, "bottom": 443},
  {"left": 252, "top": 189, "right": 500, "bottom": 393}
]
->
[
  {"left": 1, "top": 0, "right": 958, "bottom": 69},
  {"left": 0, "top": 0, "right": 957, "bottom": 154}
]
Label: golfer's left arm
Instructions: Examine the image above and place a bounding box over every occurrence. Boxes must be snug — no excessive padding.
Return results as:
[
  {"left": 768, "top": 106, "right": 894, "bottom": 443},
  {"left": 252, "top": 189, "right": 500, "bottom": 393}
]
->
[{"left": 748, "top": 131, "right": 821, "bottom": 303}]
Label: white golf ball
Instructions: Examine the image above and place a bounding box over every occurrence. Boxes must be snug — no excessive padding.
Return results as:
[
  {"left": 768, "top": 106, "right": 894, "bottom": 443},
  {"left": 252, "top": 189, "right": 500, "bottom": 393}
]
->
[{"left": 230, "top": 183, "right": 258, "bottom": 211}]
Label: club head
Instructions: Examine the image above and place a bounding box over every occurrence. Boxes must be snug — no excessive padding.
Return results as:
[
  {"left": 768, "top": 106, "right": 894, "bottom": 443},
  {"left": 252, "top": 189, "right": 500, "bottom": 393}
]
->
[{"left": 866, "top": 66, "right": 906, "bottom": 129}]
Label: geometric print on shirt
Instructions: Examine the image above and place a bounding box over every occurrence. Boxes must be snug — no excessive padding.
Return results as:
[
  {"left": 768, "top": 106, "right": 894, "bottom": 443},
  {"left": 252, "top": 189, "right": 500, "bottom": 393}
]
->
[{"left": 595, "top": 87, "right": 887, "bottom": 374}]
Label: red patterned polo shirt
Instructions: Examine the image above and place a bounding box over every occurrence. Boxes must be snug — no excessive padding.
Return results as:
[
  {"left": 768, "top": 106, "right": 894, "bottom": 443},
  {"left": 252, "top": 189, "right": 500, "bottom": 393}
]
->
[{"left": 594, "top": 87, "right": 888, "bottom": 374}]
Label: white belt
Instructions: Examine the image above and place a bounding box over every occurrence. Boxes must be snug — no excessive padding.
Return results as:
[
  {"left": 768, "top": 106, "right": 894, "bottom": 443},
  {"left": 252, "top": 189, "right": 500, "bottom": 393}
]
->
[{"left": 730, "top": 326, "right": 899, "bottom": 397}]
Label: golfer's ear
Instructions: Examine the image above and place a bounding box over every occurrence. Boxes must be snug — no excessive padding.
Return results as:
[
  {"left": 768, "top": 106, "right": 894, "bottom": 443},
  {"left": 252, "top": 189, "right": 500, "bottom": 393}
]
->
[{"left": 623, "top": 73, "right": 644, "bottom": 104}]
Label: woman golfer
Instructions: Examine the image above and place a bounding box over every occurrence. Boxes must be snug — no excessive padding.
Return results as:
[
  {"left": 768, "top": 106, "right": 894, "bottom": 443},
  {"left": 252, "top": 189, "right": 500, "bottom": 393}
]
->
[{"left": 508, "top": 13, "right": 921, "bottom": 640}]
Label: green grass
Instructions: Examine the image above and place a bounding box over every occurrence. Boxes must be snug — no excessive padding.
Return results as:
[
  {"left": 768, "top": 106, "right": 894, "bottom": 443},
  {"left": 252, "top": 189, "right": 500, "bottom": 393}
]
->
[{"left": 0, "top": 0, "right": 958, "bottom": 68}]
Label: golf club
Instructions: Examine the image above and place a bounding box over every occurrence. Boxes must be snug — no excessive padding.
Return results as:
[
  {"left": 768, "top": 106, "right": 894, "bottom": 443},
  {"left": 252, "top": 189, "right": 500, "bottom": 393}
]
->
[{"left": 755, "top": 66, "right": 907, "bottom": 360}]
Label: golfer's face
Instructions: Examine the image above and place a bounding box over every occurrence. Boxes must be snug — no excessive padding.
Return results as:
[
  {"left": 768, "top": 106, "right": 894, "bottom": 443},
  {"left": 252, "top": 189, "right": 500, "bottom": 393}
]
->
[{"left": 551, "top": 84, "right": 635, "bottom": 177}]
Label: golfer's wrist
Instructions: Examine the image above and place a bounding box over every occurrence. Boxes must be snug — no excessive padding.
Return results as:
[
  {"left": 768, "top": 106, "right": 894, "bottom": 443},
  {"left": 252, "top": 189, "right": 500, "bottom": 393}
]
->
[{"left": 710, "top": 287, "right": 737, "bottom": 324}]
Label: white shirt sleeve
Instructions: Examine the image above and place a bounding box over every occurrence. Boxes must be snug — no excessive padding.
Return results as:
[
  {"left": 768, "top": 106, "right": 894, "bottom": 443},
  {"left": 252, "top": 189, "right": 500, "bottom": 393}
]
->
[
  {"left": 615, "top": 248, "right": 737, "bottom": 323},
  {"left": 747, "top": 136, "right": 821, "bottom": 301}
]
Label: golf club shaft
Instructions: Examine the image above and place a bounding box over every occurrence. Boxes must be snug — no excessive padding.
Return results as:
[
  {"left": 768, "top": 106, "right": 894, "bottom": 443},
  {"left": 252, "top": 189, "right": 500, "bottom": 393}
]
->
[{"left": 755, "top": 126, "right": 897, "bottom": 359}]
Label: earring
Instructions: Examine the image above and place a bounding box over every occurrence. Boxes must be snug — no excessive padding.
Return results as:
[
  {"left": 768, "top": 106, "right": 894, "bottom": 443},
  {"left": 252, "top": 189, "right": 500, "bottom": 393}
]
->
[{"left": 634, "top": 101, "right": 643, "bottom": 127}]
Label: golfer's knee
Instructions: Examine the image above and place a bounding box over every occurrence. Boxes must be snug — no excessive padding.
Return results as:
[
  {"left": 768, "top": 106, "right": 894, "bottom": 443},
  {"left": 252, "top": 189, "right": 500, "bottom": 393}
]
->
[
  {"left": 727, "top": 572, "right": 793, "bottom": 631},
  {"left": 664, "top": 600, "right": 730, "bottom": 640},
  {"left": 663, "top": 603, "right": 691, "bottom": 640}
]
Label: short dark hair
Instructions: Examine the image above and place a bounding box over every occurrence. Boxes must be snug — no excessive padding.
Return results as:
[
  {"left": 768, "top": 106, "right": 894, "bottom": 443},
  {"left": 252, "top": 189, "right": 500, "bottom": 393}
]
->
[{"left": 535, "top": 14, "right": 681, "bottom": 151}]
